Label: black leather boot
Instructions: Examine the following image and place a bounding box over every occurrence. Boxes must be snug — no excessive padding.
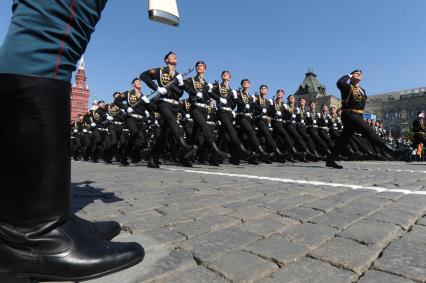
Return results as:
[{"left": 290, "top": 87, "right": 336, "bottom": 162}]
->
[
  {"left": 384, "top": 143, "right": 412, "bottom": 161},
  {"left": 147, "top": 153, "right": 160, "bottom": 168},
  {"left": 71, "top": 216, "right": 121, "bottom": 241},
  {"left": 325, "top": 155, "right": 343, "bottom": 169},
  {"left": 212, "top": 142, "right": 231, "bottom": 159},
  {"left": 239, "top": 144, "right": 254, "bottom": 157},
  {"left": 0, "top": 74, "right": 144, "bottom": 282}
]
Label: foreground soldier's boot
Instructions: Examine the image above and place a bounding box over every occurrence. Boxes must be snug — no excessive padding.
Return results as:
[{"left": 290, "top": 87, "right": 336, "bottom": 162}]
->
[
  {"left": 71, "top": 215, "right": 121, "bottom": 241},
  {"left": 0, "top": 74, "right": 144, "bottom": 282},
  {"left": 147, "top": 154, "right": 160, "bottom": 168}
]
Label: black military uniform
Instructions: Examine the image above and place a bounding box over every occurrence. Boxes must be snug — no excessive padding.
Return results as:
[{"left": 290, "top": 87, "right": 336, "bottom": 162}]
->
[
  {"left": 412, "top": 113, "right": 426, "bottom": 148},
  {"left": 235, "top": 83, "right": 269, "bottom": 162},
  {"left": 317, "top": 108, "right": 334, "bottom": 151},
  {"left": 183, "top": 63, "right": 229, "bottom": 160},
  {"left": 209, "top": 77, "right": 251, "bottom": 163},
  {"left": 91, "top": 101, "right": 109, "bottom": 162},
  {"left": 326, "top": 70, "right": 411, "bottom": 168},
  {"left": 252, "top": 88, "right": 282, "bottom": 159},
  {"left": 139, "top": 52, "right": 196, "bottom": 168},
  {"left": 295, "top": 103, "right": 319, "bottom": 160}
]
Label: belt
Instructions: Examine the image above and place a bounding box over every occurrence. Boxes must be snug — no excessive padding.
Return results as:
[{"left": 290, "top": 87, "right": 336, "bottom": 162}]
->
[
  {"left": 113, "top": 121, "right": 123, "bottom": 125},
  {"left": 194, "top": 102, "right": 208, "bottom": 109},
  {"left": 285, "top": 120, "right": 296, "bottom": 124},
  {"left": 207, "top": 121, "right": 216, "bottom": 125},
  {"left": 131, "top": 114, "right": 144, "bottom": 119},
  {"left": 122, "top": 129, "right": 130, "bottom": 132},
  {"left": 319, "top": 127, "right": 329, "bottom": 131},
  {"left": 342, "top": 108, "right": 364, "bottom": 114},
  {"left": 274, "top": 118, "right": 284, "bottom": 122},
  {"left": 261, "top": 115, "right": 271, "bottom": 120},
  {"left": 307, "top": 125, "right": 318, "bottom": 128},
  {"left": 98, "top": 128, "right": 108, "bottom": 132},
  {"left": 237, "top": 112, "right": 252, "bottom": 117},
  {"left": 220, "top": 107, "right": 233, "bottom": 112},
  {"left": 160, "top": 98, "right": 179, "bottom": 105}
]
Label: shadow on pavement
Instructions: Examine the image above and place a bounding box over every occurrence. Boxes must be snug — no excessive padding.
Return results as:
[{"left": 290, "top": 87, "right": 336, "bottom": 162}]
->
[{"left": 71, "top": 181, "right": 124, "bottom": 214}]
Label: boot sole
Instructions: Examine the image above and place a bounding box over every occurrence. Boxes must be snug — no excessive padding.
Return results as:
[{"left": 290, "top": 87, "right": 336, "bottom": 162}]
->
[{"left": 0, "top": 251, "right": 144, "bottom": 283}]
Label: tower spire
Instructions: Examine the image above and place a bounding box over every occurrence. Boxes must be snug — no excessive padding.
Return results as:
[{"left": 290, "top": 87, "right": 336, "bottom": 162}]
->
[{"left": 78, "top": 55, "right": 85, "bottom": 70}]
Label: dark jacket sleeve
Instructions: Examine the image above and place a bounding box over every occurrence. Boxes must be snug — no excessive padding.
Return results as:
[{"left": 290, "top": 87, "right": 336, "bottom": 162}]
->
[
  {"left": 337, "top": 75, "right": 351, "bottom": 100},
  {"left": 209, "top": 83, "right": 221, "bottom": 101},
  {"left": 139, "top": 68, "right": 159, "bottom": 91}
]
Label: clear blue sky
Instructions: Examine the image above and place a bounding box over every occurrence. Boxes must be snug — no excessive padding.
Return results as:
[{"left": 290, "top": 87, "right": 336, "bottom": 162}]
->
[{"left": 1, "top": 0, "right": 425, "bottom": 103}]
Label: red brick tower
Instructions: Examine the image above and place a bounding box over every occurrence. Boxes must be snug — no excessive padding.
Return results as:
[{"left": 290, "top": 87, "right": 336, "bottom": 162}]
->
[{"left": 70, "top": 56, "right": 90, "bottom": 120}]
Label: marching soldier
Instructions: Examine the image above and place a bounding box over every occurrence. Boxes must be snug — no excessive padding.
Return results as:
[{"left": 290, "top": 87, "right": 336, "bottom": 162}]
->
[
  {"left": 252, "top": 84, "right": 283, "bottom": 161},
  {"left": 412, "top": 112, "right": 426, "bottom": 148},
  {"left": 209, "top": 70, "right": 252, "bottom": 164},
  {"left": 296, "top": 97, "right": 320, "bottom": 160},
  {"left": 140, "top": 51, "right": 197, "bottom": 168},
  {"left": 235, "top": 79, "right": 270, "bottom": 164},
  {"left": 183, "top": 61, "right": 230, "bottom": 161},
  {"left": 326, "top": 70, "right": 411, "bottom": 168}
]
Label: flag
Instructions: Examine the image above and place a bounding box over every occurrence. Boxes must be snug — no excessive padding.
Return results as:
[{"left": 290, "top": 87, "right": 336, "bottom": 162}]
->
[{"left": 417, "top": 143, "right": 423, "bottom": 158}]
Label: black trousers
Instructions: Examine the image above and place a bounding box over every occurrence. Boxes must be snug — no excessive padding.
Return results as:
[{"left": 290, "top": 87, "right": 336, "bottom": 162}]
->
[
  {"left": 307, "top": 127, "right": 329, "bottom": 154},
  {"left": 152, "top": 102, "right": 182, "bottom": 154},
  {"left": 296, "top": 125, "right": 316, "bottom": 153},
  {"left": 217, "top": 111, "right": 243, "bottom": 147},
  {"left": 272, "top": 122, "right": 295, "bottom": 148},
  {"left": 237, "top": 116, "right": 260, "bottom": 149},
  {"left": 190, "top": 108, "right": 214, "bottom": 146},
  {"left": 254, "top": 118, "right": 278, "bottom": 152},
  {"left": 318, "top": 128, "right": 334, "bottom": 150},
  {"left": 330, "top": 112, "right": 387, "bottom": 159}
]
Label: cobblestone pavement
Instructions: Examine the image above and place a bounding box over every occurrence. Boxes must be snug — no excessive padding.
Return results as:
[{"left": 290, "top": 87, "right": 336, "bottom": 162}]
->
[{"left": 65, "top": 160, "right": 426, "bottom": 283}]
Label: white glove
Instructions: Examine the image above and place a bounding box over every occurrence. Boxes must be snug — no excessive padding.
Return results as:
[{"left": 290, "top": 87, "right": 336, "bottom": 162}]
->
[
  {"left": 196, "top": 92, "right": 203, "bottom": 98},
  {"left": 142, "top": 95, "right": 150, "bottom": 103},
  {"left": 154, "top": 120, "right": 159, "bottom": 126},
  {"left": 176, "top": 74, "right": 184, "bottom": 86},
  {"left": 252, "top": 96, "right": 256, "bottom": 102},
  {"left": 145, "top": 110, "right": 150, "bottom": 117},
  {"left": 207, "top": 83, "right": 213, "bottom": 92},
  {"left": 268, "top": 99, "right": 273, "bottom": 104},
  {"left": 157, "top": 87, "right": 167, "bottom": 95},
  {"left": 262, "top": 108, "right": 267, "bottom": 114},
  {"left": 207, "top": 115, "right": 210, "bottom": 120},
  {"left": 107, "top": 115, "right": 114, "bottom": 121},
  {"left": 73, "top": 129, "right": 78, "bottom": 133},
  {"left": 185, "top": 114, "right": 190, "bottom": 119},
  {"left": 83, "top": 129, "right": 88, "bottom": 133},
  {"left": 91, "top": 123, "right": 96, "bottom": 127},
  {"left": 127, "top": 107, "right": 134, "bottom": 113},
  {"left": 245, "top": 104, "right": 250, "bottom": 109},
  {"left": 276, "top": 111, "right": 282, "bottom": 116},
  {"left": 292, "top": 114, "right": 296, "bottom": 119},
  {"left": 232, "top": 90, "right": 237, "bottom": 99},
  {"left": 220, "top": 98, "right": 227, "bottom": 104}
]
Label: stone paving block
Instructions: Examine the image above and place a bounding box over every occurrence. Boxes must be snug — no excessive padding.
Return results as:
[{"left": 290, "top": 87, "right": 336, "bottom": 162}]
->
[
  {"left": 206, "top": 250, "right": 278, "bottom": 283},
  {"left": 221, "top": 200, "right": 257, "bottom": 210},
  {"left": 338, "top": 220, "right": 403, "bottom": 248},
  {"left": 309, "top": 237, "right": 382, "bottom": 275},
  {"left": 158, "top": 266, "right": 229, "bottom": 283},
  {"left": 240, "top": 215, "right": 298, "bottom": 237},
  {"left": 280, "top": 223, "right": 337, "bottom": 250},
  {"left": 86, "top": 249, "right": 196, "bottom": 283},
  {"left": 279, "top": 206, "right": 324, "bottom": 222},
  {"left": 387, "top": 201, "right": 426, "bottom": 215},
  {"left": 245, "top": 235, "right": 307, "bottom": 266},
  {"left": 262, "top": 257, "right": 358, "bottom": 283},
  {"left": 180, "top": 226, "right": 260, "bottom": 263},
  {"left": 300, "top": 198, "right": 341, "bottom": 212},
  {"left": 373, "top": 239, "right": 426, "bottom": 282},
  {"left": 123, "top": 213, "right": 194, "bottom": 233},
  {"left": 137, "top": 227, "right": 186, "bottom": 249},
  {"left": 337, "top": 201, "right": 382, "bottom": 217},
  {"left": 171, "top": 215, "right": 239, "bottom": 239},
  {"left": 229, "top": 205, "right": 276, "bottom": 221},
  {"left": 417, "top": 216, "right": 426, "bottom": 226},
  {"left": 265, "top": 194, "right": 317, "bottom": 211},
  {"left": 372, "top": 191, "right": 404, "bottom": 201},
  {"left": 358, "top": 270, "right": 415, "bottom": 283},
  {"left": 366, "top": 207, "right": 423, "bottom": 230},
  {"left": 309, "top": 209, "right": 363, "bottom": 230},
  {"left": 401, "top": 225, "right": 426, "bottom": 245}
]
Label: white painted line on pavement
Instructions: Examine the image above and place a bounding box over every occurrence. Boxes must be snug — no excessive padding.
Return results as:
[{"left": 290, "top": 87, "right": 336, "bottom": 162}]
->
[{"left": 164, "top": 167, "right": 426, "bottom": 196}]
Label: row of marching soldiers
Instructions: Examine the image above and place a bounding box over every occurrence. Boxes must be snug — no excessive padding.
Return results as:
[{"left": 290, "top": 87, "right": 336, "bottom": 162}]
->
[{"left": 70, "top": 52, "right": 394, "bottom": 168}]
